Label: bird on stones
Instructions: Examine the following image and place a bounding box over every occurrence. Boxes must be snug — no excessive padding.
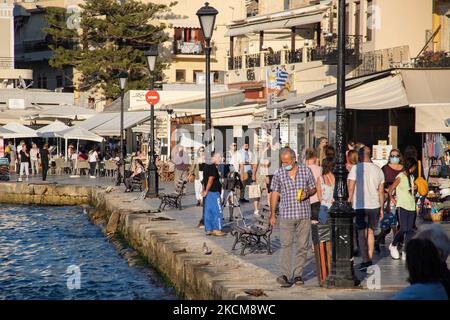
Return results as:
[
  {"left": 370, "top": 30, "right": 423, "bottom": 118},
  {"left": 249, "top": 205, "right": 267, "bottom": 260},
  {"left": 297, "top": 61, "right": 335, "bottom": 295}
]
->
[{"left": 203, "top": 242, "right": 212, "bottom": 255}]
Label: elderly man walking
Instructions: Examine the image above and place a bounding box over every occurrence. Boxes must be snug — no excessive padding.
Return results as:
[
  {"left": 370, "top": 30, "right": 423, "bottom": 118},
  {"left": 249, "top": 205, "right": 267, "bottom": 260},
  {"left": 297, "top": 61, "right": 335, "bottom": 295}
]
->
[{"left": 270, "top": 147, "right": 317, "bottom": 287}]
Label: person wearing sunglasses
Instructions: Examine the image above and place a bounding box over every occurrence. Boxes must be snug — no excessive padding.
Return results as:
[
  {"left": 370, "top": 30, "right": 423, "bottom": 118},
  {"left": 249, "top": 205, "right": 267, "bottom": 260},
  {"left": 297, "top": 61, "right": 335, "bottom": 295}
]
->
[{"left": 376, "top": 149, "right": 404, "bottom": 252}]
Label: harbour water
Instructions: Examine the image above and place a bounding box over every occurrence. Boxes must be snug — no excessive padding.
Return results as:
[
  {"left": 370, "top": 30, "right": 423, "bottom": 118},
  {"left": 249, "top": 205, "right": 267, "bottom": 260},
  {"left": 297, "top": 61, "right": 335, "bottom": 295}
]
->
[{"left": 0, "top": 205, "right": 177, "bottom": 300}]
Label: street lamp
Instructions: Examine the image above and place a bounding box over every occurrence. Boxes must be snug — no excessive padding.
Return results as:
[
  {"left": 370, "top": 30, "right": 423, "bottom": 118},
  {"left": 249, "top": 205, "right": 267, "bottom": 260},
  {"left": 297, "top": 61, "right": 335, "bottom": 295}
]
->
[
  {"left": 144, "top": 45, "right": 158, "bottom": 198},
  {"left": 326, "top": 0, "right": 358, "bottom": 288},
  {"left": 116, "top": 71, "right": 128, "bottom": 186},
  {"left": 197, "top": 2, "right": 218, "bottom": 155}
]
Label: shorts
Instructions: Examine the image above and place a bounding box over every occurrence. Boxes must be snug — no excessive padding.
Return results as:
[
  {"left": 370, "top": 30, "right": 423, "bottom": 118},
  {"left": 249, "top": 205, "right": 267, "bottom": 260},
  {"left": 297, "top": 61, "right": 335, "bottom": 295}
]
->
[
  {"left": 380, "top": 211, "right": 398, "bottom": 230},
  {"left": 355, "top": 208, "right": 380, "bottom": 230}
]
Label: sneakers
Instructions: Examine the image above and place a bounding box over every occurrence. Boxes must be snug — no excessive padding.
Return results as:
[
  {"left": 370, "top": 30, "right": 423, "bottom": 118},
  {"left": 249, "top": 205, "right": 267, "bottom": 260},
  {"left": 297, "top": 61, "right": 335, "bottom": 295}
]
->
[
  {"left": 358, "top": 261, "right": 373, "bottom": 271},
  {"left": 90, "top": 176, "right": 96, "bottom": 179},
  {"left": 25, "top": 177, "right": 29, "bottom": 181},
  {"left": 389, "top": 243, "right": 400, "bottom": 260},
  {"left": 254, "top": 210, "right": 260, "bottom": 216},
  {"left": 17, "top": 178, "right": 22, "bottom": 182}
]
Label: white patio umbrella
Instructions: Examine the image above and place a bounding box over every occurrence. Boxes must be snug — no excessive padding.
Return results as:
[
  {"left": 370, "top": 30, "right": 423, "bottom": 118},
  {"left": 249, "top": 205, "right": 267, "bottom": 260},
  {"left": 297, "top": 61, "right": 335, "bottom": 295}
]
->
[
  {"left": 2, "top": 122, "right": 38, "bottom": 158},
  {"left": 0, "top": 127, "right": 15, "bottom": 139},
  {"left": 54, "top": 126, "right": 104, "bottom": 178},
  {"left": 37, "top": 120, "right": 71, "bottom": 155}
]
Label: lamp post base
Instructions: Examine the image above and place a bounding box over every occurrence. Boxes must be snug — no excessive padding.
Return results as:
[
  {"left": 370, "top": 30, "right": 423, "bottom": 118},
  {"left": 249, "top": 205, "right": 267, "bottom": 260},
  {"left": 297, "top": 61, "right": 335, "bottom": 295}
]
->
[
  {"left": 146, "top": 163, "right": 159, "bottom": 198},
  {"left": 326, "top": 201, "right": 360, "bottom": 288}
]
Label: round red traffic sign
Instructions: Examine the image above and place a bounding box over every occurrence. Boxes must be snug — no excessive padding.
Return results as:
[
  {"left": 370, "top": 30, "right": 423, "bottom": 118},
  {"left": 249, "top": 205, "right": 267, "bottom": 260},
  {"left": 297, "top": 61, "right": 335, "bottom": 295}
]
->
[{"left": 145, "top": 90, "right": 160, "bottom": 105}]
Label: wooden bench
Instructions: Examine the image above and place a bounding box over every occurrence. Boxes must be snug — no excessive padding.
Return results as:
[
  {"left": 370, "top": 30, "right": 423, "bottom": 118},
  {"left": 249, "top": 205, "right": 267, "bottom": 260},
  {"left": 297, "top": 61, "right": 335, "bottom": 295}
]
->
[
  {"left": 158, "top": 179, "right": 187, "bottom": 210},
  {"left": 231, "top": 213, "right": 272, "bottom": 256}
]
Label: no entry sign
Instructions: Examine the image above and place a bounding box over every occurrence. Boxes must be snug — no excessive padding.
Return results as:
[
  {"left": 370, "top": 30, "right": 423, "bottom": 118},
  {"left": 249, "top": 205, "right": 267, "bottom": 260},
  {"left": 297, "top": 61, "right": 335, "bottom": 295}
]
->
[{"left": 145, "top": 90, "right": 160, "bottom": 105}]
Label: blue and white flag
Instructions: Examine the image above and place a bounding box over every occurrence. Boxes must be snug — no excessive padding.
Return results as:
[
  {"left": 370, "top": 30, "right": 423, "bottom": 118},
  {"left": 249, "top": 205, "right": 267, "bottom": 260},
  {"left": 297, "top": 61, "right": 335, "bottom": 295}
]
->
[{"left": 276, "top": 67, "right": 289, "bottom": 87}]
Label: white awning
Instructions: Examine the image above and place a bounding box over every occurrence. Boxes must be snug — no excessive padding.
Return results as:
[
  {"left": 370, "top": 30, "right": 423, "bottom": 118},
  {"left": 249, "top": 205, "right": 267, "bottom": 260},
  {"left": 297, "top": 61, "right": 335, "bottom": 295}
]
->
[
  {"left": 212, "top": 115, "right": 254, "bottom": 126},
  {"left": 2, "top": 122, "right": 37, "bottom": 138},
  {"left": 400, "top": 69, "right": 450, "bottom": 106},
  {"left": 55, "top": 126, "right": 104, "bottom": 143},
  {"left": 225, "top": 12, "right": 324, "bottom": 37},
  {"left": 415, "top": 104, "right": 450, "bottom": 133},
  {"left": 28, "top": 105, "right": 98, "bottom": 121},
  {"left": 36, "top": 120, "right": 70, "bottom": 138},
  {"left": 91, "top": 111, "right": 151, "bottom": 136},
  {"left": 309, "top": 74, "right": 409, "bottom": 110},
  {"left": 76, "top": 112, "right": 118, "bottom": 131},
  {"left": 0, "top": 127, "right": 15, "bottom": 139}
]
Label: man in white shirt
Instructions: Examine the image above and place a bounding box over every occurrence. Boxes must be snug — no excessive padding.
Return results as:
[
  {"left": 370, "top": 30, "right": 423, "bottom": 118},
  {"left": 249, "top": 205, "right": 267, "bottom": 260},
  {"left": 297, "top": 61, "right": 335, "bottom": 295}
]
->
[
  {"left": 348, "top": 146, "right": 385, "bottom": 272},
  {"left": 225, "top": 142, "right": 240, "bottom": 173},
  {"left": 238, "top": 143, "right": 254, "bottom": 203}
]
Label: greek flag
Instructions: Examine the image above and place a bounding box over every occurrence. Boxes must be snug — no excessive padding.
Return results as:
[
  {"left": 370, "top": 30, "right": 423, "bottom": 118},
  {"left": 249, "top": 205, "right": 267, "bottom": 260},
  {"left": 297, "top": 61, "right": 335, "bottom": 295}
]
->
[{"left": 276, "top": 67, "right": 289, "bottom": 87}]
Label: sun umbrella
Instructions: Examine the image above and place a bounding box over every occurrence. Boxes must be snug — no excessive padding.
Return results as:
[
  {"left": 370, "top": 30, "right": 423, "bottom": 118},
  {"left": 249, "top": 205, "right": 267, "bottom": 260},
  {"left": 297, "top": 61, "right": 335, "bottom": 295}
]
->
[{"left": 54, "top": 126, "right": 104, "bottom": 177}]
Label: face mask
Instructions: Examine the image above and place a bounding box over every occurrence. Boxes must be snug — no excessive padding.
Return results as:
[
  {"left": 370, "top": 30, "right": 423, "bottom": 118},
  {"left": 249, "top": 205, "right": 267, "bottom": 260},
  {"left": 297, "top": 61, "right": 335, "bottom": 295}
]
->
[
  {"left": 284, "top": 164, "right": 294, "bottom": 171},
  {"left": 390, "top": 156, "right": 400, "bottom": 164}
]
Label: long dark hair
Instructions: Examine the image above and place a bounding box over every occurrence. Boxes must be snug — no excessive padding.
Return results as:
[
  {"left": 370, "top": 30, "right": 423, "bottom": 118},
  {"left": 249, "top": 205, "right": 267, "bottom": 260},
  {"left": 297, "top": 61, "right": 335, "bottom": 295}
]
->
[
  {"left": 322, "top": 157, "right": 335, "bottom": 176},
  {"left": 403, "top": 157, "right": 417, "bottom": 191},
  {"left": 406, "top": 238, "right": 444, "bottom": 284}
]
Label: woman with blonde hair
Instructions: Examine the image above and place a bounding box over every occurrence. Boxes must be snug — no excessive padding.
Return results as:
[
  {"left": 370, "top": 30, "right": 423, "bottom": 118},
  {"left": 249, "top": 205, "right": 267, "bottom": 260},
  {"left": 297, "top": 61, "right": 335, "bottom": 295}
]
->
[{"left": 30, "top": 143, "right": 40, "bottom": 176}]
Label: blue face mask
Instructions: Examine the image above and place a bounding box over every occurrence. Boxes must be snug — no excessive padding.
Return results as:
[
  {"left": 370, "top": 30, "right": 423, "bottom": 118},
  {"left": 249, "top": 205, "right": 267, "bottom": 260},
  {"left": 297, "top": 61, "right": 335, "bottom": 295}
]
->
[
  {"left": 284, "top": 164, "right": 294, "bottom": 171},
  {"left": 390, "top": 156, "right": 400, "bottom": 164}
]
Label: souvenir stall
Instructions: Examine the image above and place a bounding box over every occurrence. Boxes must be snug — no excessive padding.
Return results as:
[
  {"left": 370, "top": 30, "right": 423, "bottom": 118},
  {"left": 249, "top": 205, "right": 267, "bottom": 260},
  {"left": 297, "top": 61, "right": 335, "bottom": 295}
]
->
[{"left": 419, "top": 133, "right": 450, "bottom": 223}]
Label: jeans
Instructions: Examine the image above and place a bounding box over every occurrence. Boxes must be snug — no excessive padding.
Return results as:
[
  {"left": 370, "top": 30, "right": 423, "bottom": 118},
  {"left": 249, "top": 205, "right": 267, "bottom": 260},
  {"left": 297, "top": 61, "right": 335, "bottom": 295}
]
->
[
  {"left": 279, "top": 219, "right": 311, "bottom": 279},
  {"left": 393, "top": 208, "right": 416, "bottom": 246},
  {"left": 204, "top": 192, "right": 223, "bottom": 232},
  {"left": 19, "top": 162, "right": 29, "bottom": 178},
  {"left": 31, "top": 159, "right": 39, "bottom": 175},
  {"left": 89, "top": 162, "right": 96, "bottom": 176},
  {"left": 42, "top": 162, "right": 48, "bottom": 181}
]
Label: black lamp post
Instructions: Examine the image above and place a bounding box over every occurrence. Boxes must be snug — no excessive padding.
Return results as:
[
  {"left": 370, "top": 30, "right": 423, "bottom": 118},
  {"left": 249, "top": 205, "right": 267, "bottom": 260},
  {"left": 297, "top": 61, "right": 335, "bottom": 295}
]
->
[
  {"left": 197, "top": 2, "right": 218, "bottom": 156},
  {"left": 326, "top": 0, "right": 358, "bottom": 288},
  {"left": 144, "top": 45, "right": 159, "bottom": 198},
  {"left": 116, "top": 71, "right": 128, "bottom": 186}
]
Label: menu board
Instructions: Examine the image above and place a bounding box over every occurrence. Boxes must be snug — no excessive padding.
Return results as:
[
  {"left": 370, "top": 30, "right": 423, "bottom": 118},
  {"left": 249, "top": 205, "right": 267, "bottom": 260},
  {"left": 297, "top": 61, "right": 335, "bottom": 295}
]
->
[{"left": 372, "top": 145, "right": 392, "bottom": 160}]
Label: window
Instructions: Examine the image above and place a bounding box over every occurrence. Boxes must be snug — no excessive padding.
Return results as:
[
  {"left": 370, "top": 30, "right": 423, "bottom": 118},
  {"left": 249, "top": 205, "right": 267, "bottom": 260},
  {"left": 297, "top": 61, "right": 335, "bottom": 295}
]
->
[
  {"left": 37, "top": 74, "right": 48, "bottom": 89},
  {"left": 354, "top": 2, "right": 361, "bottom": 36},
  {"left": 212, "top": 71, "right": 219, "bottom": 84},
  {"left": 284, "top": 0, "right": 290, "bottom": 10},
  {"left": 175, "top": 69, "right": 186, "bottom": 82},
  {"left": 366, "top": 0, "right": 373, "bottom": 41},
  {"left": 56, "top": 75, "right": 63, "bottom": 87},
  {"left": 193, "top": 70, "right": 202, "bottom": 83},
  {"left": 174, "top": 27, "right": 204, "bottom": 54},
  {"left": 314, "top": 110, "right": 329, "bottom": 147}
]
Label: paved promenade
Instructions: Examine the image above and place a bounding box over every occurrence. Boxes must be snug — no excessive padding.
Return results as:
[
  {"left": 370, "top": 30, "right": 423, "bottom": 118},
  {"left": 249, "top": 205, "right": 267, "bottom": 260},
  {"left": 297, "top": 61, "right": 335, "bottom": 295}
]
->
[{"left": 4, "top": 173, "right": 450, "bottom": 299}]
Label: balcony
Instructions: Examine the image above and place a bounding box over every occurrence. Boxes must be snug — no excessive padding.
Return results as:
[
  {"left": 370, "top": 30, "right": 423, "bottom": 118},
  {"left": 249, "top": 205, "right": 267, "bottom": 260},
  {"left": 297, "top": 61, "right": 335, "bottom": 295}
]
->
[
  {"left": 173, "top": 40, "right": 204, "bottom": 55},
  {"left": 412, "top": 51, "right": 450, "bottom": 68},
  {"left": 309, "top": 35, "right": 363, "bottom": 65}
]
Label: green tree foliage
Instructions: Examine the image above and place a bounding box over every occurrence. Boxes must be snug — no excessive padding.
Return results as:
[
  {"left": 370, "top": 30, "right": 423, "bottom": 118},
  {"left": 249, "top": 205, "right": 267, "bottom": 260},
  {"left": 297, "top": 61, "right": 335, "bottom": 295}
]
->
[{"left": 44, "top": 0, "right": 176, "bottom": 100}]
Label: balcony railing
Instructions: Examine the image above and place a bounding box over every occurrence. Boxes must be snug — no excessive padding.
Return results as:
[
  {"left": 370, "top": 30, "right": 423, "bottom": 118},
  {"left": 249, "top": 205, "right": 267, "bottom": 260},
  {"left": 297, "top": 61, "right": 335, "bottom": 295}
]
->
[
  {"left": 245, "top": 53, "right": 261, "bottom": 68},
  {"left": 173, "top": 40, "right": 204, "bottom": 55},
  {"left": 352, "top": 45, "right": 410, "bottom": 77},
  {"left": 0, "top": 57, "right": 14, "bottom": 69},
  {"left": 285, "top": 49, "right": 303, "bottom": 64},
  {"left": 265, "top": 51, "right": 281, "bottom": 66},
  {"left": 309, "top": 35, "right": 363, "bottom": 65},
  {"left": 228, "top": 56, "right": 243, "bottom": 70},
  {"left": 412, "top": 51, "right": 450, "bottom": 68}
]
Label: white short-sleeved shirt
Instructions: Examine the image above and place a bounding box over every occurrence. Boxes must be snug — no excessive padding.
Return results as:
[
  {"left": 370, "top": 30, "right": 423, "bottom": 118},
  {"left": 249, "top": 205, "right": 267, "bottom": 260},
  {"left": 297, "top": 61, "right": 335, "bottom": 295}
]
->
[
  {"left": 89, "top": 151, "right": 98, "bottom": 163},
  {"left": 348, "top": 162, "right": 385, "bottom": 210}
]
